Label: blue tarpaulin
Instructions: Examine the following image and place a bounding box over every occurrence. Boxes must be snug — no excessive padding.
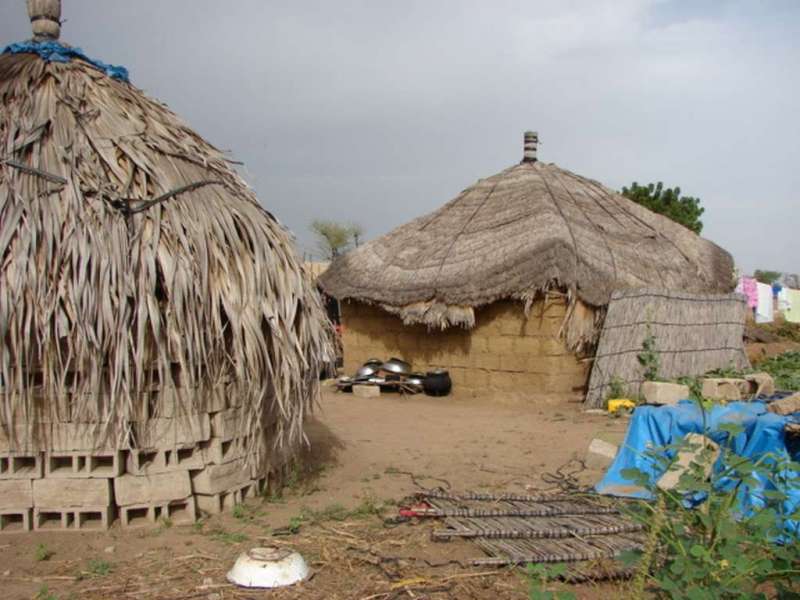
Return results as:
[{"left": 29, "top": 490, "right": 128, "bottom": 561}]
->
[
  {"left": 2, "top": 40, "right": 129, "bottom": 82},
  {"left": 596, "top": 400, "right": 800, "bottom": 536}
]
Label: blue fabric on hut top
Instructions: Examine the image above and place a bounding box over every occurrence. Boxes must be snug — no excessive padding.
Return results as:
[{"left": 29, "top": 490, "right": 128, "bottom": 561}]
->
[
  {"left": 596, "top": 400, "right": 800, "bottom": 539},
  {"left": 2, "top": 40, "right": 129, "bottom": 82}
]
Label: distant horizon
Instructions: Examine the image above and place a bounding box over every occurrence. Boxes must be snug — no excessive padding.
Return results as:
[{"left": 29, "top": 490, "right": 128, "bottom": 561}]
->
[{"left": 1, "top": 0, "right": 797, "bottom": 275}]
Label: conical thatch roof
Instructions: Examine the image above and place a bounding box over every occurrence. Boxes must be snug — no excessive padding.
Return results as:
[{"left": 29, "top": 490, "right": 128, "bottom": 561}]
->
[
  {"left": 320, "top": 133, "right": 734, "bottom": 329},
  {"left": 0, "top": 21, "right": 331, "bottom": 456}
]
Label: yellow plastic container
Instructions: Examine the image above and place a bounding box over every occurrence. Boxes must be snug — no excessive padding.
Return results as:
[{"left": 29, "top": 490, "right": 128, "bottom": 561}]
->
[{"left": 607, "top": 398, "right": 636, "bottom": 414}]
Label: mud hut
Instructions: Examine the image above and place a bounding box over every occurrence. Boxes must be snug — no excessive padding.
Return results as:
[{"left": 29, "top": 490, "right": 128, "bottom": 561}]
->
[
  {"left": 319, "top": 132, "right": 734, "bottom": 398},
  {"left": 0, "top": 1, "right": 330, "bottom": 530}
]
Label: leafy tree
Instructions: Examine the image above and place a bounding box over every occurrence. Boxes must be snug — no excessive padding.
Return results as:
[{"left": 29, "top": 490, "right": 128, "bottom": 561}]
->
[
  {"left": 753, "top": 269, "right": 782, "bottom": 285},
  {"left": 310, "top": 220, "right": 364, "bottom": 260},
  {"left": 621, "top": 182, "right": 704, "bottom": 234}
]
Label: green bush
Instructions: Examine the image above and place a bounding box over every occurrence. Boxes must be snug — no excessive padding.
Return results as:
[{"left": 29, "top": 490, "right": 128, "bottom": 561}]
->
[{"left": 620, "top": 424, "right": 800, "bottom": 598}]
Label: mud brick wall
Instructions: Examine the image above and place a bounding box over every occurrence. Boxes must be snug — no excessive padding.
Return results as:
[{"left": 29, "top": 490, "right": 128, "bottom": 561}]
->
[{"left": 340, "top": 299, "right": 590, "bottom": 395}]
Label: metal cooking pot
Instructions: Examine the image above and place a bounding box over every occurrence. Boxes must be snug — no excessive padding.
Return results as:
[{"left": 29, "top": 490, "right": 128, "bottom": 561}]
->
[
  {"left": 423, "top": 369, "right": 452, "bottom": 397},
  {"left": 405, "top": 374, "right": 424, "bottom": 387},
  {"left": 363, "top": 358, "right": 383, "bottom": 368},
  {"left": 381, "top": 357, "right": 412, "bottom": 376},
  {"left": 355, "top": 364, "right": 379, "bottom": 379}
]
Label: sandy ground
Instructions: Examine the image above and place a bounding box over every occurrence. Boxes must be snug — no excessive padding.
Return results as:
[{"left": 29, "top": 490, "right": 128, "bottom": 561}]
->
[{"left": 0, "top": 388, "right": 631, "bottom": 600}]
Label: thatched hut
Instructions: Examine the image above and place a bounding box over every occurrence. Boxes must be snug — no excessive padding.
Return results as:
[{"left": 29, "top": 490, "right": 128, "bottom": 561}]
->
[
  {"left": 319, "top": 132, "right": 734, "bottom": 399},
  {"left": 0, "top": 1, "right": 330, "bottom": 529}
]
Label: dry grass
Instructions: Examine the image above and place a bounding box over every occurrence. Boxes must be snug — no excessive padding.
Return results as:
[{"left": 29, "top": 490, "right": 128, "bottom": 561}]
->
[
  {"left": 320, "top": 156, "right": 734, "bottom": 330},
  {"left": 0, "top": 52, "right": 332, "bottom": 461}
]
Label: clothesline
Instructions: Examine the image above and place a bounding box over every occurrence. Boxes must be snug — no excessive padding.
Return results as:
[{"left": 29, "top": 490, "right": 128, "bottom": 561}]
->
[{"left": 735, "top": 275, "right": 800, "bottom": 324}]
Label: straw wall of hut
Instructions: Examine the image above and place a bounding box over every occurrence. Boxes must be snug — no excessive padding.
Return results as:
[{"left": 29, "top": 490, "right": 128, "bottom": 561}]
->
[{"left": 585, "top": 289, "right": 750, "bottom": 408}]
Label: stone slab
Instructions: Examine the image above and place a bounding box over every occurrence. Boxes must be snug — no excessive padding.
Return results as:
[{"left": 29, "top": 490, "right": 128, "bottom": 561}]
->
[
  {"left": 49, "top": 423, "right": 115, "bottom": 452},
  {"left": 641, "top": 382, "right": 690, "bottom": 406},
  {"left": 134, "top": 415, "right": 210, "bottom": 449},
  {"left": 657, "top": 433, "right": 720, "bottom": 492},
  {"left": 114, "top": 471, "right": 193, "bottom": 506},
  {"left": 209, "top": 408, "right": 242, "bottom": 442},
  {"left": 701, "top": 378, "right": 749, "bottom": 402},
  {"left": 352, "top": 385, "right": 381, "bottom": 398},
  {"left": 190, "top": 458, "right": 251, "bottom": 495},
  {"left": 33, "top": 478, "right": 111, "bottom": 508},
  {"left": 0, "top": 479, "right": 34, "bottom": 509},
  {"left": 585, "top": 438, "right": 618, "bottom": 471},
  {"left": 767, "top": 393, "right": 800, "bottom": 416}
]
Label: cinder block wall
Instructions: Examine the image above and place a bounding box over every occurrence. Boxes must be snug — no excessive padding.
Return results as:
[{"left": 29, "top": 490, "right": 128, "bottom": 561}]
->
[{"left": 340, "top": 299, "right": 590, "bottom": 395}]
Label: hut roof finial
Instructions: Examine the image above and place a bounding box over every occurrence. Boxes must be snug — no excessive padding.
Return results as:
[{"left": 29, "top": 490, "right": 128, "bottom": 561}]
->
[
  {"left": 522, "top": 131, "right": 538, "bottom": 163},
  {"left": 27, "top": 0, "right": 61, "bottom": 41}
]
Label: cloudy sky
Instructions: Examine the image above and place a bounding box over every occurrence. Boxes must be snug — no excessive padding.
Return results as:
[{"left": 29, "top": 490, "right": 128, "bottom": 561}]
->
[{"left": 2, "top": 1, "right": 798, "bottom": 274}]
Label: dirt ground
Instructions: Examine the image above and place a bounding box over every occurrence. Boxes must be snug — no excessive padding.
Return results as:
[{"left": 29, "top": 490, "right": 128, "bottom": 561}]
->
[{"left": 0, "top": 387, "right": 631, "bottom": 600}]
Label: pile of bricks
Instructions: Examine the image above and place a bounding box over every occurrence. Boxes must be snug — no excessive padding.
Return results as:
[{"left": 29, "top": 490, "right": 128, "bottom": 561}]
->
[{"left": 0, "top": 391, "right": 274, "bottom": 533}]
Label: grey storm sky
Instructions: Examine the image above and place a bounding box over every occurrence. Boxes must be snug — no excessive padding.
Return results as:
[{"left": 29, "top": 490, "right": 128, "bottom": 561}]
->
[{"left": 1, "top": 1, "right": 798, "bottom": 274}]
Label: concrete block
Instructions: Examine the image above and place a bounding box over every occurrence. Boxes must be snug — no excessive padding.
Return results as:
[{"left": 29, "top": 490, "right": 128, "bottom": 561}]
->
[
  {"left": 0, "top": 422, "right": 48, "bottom": 453},
  {"left": 49, "top": 423, "right": 115, "bottom": 452},
  {"left": 701, "top": 378, "right": 749, "bottom": 402},
  {"left": 767, "top": 393, "right": 800, "bottom": 416},
  {"left": 352, "top": 385, "right": 380, "bottom": 398},
  {"left": 190, "top": 458, "right": 251, "bottom": 495},
  {"left": 0, "top": 479, "right": 33, "bottom": 509},
  {"left": 209, "top": 408, "right": 242, "bottom": 441},
  {"left": 126, "top": 444, "right": 203, "bottom": 475},
  {"left": 657, "top": 434, "right": 719, "bottom": 492},
  {"left": 746, "top": 372, "right": 775, "bottom": 397},
  {"left": 44, "top": 450, "right": 123, "bottom": 478},
  {"left": 195, "top": 480, "right": 260, "bottom": 515},
  {"left": 585, "top": 438, "right": 618, "bottom": 471},
  {"left": 0, "top": 508, "right": 32, "bottom": 532},
  {"left": 34, "top": 478, "right": 111, "bottom": 508},
  {"left": 200, "top": 437, "right": 249, "bottom": 466},
  {"left": 135, "top": 415, "right": 211, "bottom": 448},
  {"left": 641, "top": 382, "right": 690, "bottom": 406},
  {"left": 114, "top": 471, "right": 192, "bottom": 506},
  {"left": 120, "top": 497, "right": 196, "bottom": 527},
  {"left": 34, "top": 506, "right": 111, "bottom": 531},
  {"left": 0, "top": 452, "right": 43, "bottom": 479}
]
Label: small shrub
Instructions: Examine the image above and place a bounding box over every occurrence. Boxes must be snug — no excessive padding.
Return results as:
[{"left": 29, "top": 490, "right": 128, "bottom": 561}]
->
[
  {"left": 34, "top": 543, "right": 54, "bottom": 561},
  {"left": 85, "top": 559, "right": 113, "bottom": 577},
  {"left": 607, "top": 376, "right": 627, "bottom": 401},
  {"left": 526, "top": 563, "right": 576, "bottom": 600},
  {"left": 35, "top": 585, "right": 57, "bottom": 600},
  {"left": 637, "top": 325, "right": 660, "bottom": 382}
]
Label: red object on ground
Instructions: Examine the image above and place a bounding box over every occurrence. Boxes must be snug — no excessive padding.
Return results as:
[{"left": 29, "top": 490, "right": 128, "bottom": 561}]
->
[{"left": 398, "top": 501, "right": 433, "bottom": 518}]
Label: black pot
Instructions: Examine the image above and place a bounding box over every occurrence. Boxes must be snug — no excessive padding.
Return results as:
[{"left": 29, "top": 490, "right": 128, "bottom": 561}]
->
[{"left": 423, "top": 369, "right": 452, "bottom": 397}]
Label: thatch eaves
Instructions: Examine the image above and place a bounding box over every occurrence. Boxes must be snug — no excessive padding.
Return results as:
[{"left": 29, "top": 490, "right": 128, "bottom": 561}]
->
[{"left": 319, "top": 143, "right": 734, "bottom": 329}]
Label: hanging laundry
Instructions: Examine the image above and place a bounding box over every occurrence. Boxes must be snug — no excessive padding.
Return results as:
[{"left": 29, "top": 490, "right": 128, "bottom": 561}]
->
[
  {"left": 777, "top": 288, "right": 792, "bottom": 312},
  {"left": 735, "top": 276, "right": 758, "bottom": 309},
  {"left": 784, "top": 289, "right": 800, "bottom": 323},
  {"left": 755, "top": 282, "right": 774, "bottom": 323}
]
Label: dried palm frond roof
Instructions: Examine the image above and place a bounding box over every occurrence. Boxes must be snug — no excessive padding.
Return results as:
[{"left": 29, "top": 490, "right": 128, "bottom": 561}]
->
[
  {"left": 0, "top": 13, "right": 331, "bottom": 455},
  {"left": 320, "top": 132, "right": 734, "bottom": 328}
]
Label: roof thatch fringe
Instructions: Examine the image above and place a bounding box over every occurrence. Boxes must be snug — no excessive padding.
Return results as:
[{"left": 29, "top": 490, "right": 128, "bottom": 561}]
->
[
  {"left": 382, "top": 300, "right": 476, "bottom": 330},
  {"left": 0, "top": 52, "right": 333, "bottom": 461},
  {"left": 319, "top": 157, "right": 735, "bottom": 320},
  {"left": 585, "top": 288, "right": 749, "bottom": 408}
]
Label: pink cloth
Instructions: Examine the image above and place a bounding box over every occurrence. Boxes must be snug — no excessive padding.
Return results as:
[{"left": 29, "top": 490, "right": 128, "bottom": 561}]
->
[{"left": 736, "top": 276, "right": 758, "bottom": 309}]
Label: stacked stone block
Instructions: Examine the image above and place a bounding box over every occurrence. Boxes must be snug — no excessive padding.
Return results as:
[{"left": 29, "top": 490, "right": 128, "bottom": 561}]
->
[{"left": 0, "top": 388, "right": 275, "bottom": 532}]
